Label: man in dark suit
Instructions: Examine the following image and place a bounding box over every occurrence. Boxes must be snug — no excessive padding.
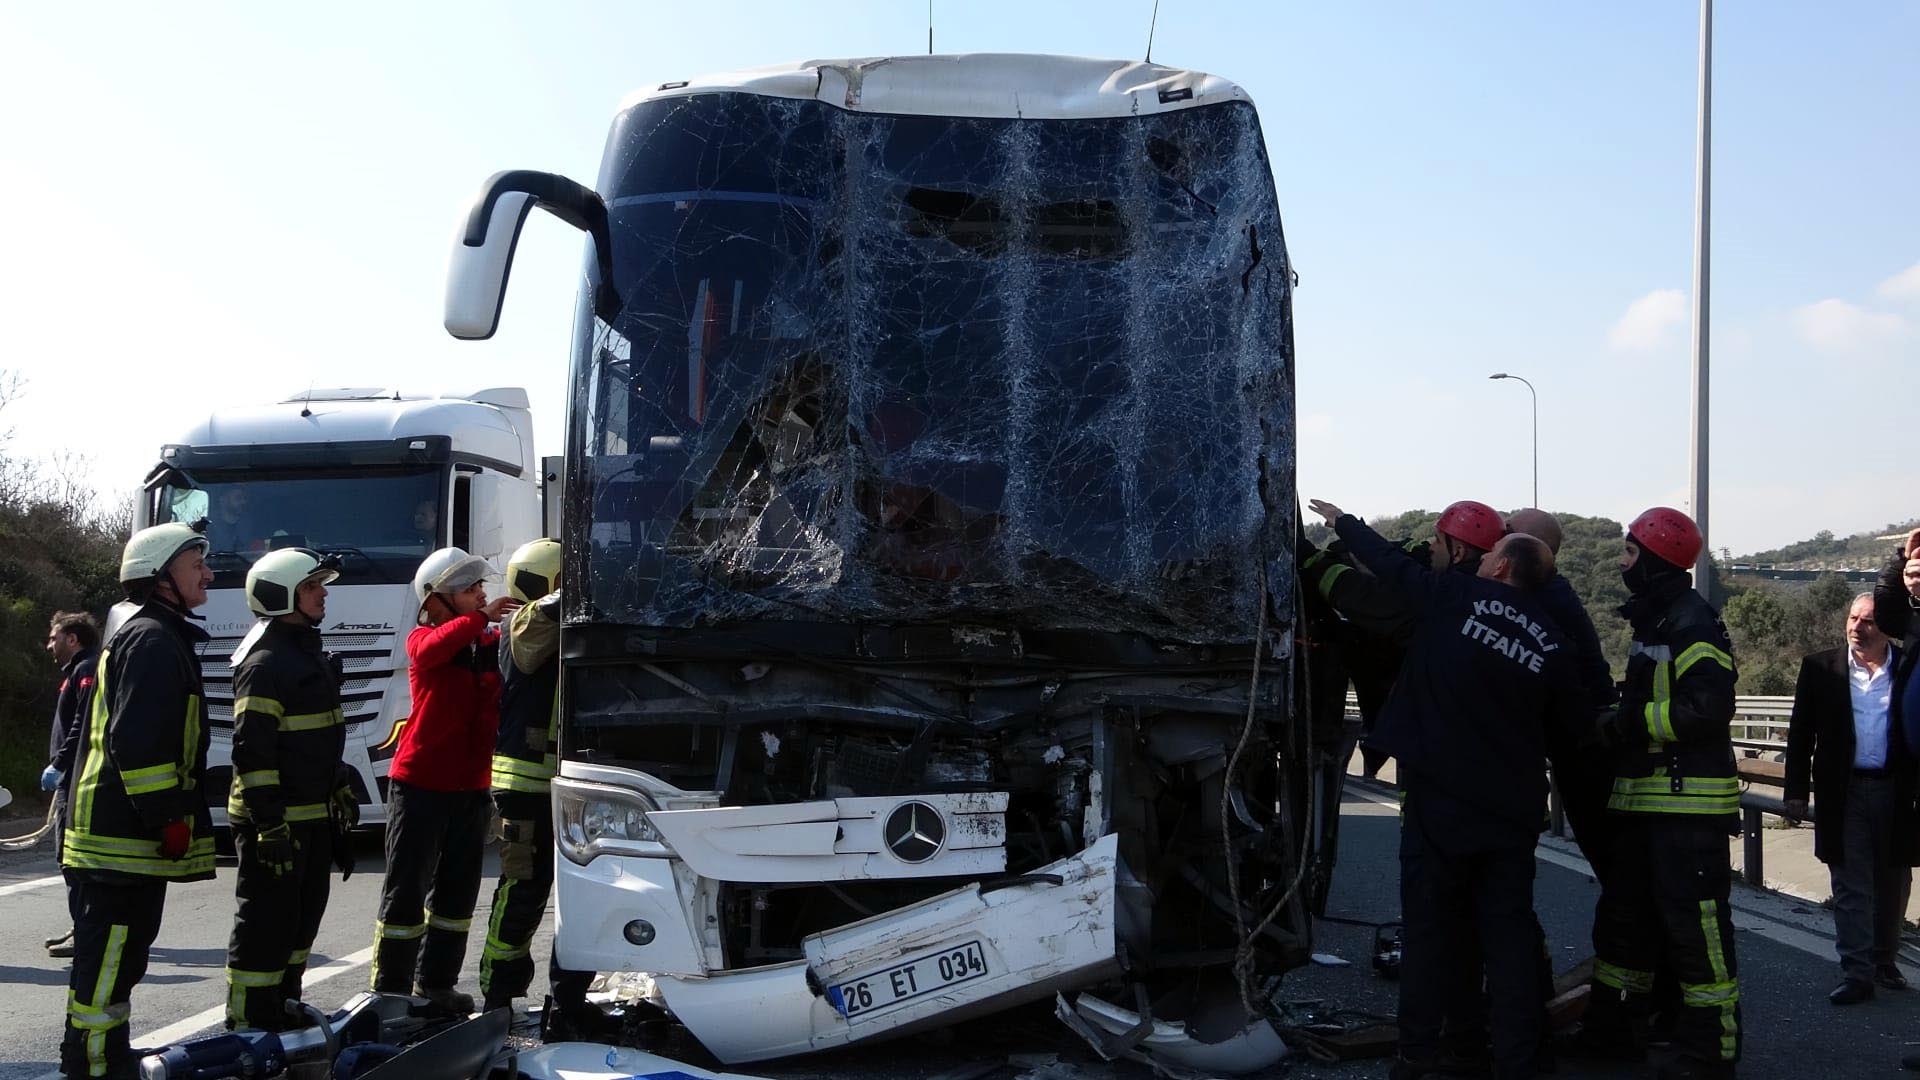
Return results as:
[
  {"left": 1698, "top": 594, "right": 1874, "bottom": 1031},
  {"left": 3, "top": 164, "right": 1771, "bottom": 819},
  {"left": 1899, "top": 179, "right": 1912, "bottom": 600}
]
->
[{"left": 1784, "top": 591, "right": 1909, "bottom": 1004}]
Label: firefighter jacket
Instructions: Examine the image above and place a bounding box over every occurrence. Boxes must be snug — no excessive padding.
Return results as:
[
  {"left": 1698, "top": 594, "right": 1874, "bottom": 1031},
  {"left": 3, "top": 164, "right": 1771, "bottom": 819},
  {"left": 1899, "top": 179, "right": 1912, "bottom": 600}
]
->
[
  {"left": 492, "top": 591, "right": 560, "bottom": 807},
  {"left": 392, "top": 612, "right": 501, "bottom": 792},
  {"left": 1333, "top": 515, "right": 1587, "bottom": 851},
  {"left": 61, "top": 600, "right": 216, "bottom": 882},
  {"left": 1606, "top": 575, "right": 1739, "bottom": 825},
  {"left": 47, "top": 647, "right": 99, "bottom": 776},
  {"left": 228, "top": 620, "right": 346, "bottom": 828}
]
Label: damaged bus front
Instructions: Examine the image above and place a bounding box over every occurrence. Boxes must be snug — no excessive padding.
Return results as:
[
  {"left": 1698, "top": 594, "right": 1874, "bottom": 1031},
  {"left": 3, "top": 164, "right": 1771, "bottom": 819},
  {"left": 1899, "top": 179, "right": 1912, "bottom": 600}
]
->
[{"left": 445, "top": 54, "right": 1312, "bottom": 1066}]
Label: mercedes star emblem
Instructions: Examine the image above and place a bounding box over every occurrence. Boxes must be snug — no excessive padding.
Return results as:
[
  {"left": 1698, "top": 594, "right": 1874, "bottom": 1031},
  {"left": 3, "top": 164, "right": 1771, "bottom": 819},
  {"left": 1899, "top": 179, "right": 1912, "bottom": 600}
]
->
[{"left": 883, "top": 800, "right": 945, "bottom": 863}]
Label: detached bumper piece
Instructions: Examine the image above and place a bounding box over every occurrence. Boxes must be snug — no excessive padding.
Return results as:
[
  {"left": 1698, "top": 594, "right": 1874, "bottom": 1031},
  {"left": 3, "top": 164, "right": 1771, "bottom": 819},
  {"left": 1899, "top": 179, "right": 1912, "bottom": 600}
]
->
[{"left": 655, "top": 834, "right": 1121, "bottom": 1063}]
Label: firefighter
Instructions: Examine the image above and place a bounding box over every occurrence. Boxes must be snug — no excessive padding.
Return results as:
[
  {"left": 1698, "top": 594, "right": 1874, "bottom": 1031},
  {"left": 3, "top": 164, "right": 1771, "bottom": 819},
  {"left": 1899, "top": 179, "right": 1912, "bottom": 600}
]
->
[
  {"left": 1575, "top": 507, "right": 1740, "bottom": 1079},
  {"left": 1309, "top": 501, "right": 1583, "bottom": 1080},
  {"left": 59, "top": 523, "right": 217, "bottom": 1079},
  {"left": 371, "top": 547, "right": 517, "bottom": 1012},
  {"left": 478, "top": 539, "right": 602, "bottom": 1033},
  {"left": 223, "top": 549, "right": 356, "bottom": 1031},
  {"left": 1298, "top": 500, "right": 1504, "bottom": 776}
]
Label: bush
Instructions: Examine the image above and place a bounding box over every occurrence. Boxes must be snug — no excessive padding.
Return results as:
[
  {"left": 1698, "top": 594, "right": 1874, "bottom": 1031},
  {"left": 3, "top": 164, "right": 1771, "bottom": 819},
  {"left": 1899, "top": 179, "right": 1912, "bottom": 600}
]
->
[{"left": 0, "top": 379, "right": 126, "bottom": 807}]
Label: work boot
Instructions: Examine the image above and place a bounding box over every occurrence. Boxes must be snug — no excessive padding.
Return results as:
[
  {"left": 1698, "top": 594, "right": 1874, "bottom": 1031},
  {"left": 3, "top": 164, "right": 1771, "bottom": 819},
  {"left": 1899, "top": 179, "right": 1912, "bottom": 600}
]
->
[
  {"left": 1878, "top": 966, "right": 1909, "bottom": 991},
  {"left": 415, "top": 985, "right": 474, "bottom": 1015},
  {"left": 46, "top": 930, "right": 75, "bottom": 958},
  {"left": 45, "top": 929, "right": 73, "bottom": 948},
  {"left": 1828, "top": 978, "right": 1874, "bottom": 1005}
]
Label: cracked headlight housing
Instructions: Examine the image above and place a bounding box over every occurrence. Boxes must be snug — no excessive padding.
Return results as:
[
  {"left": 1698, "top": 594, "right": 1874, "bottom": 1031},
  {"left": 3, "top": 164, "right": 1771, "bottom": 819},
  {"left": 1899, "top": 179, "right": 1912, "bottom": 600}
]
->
[{"left": 555, "top": 780, "right": 667, "bottom": 864}]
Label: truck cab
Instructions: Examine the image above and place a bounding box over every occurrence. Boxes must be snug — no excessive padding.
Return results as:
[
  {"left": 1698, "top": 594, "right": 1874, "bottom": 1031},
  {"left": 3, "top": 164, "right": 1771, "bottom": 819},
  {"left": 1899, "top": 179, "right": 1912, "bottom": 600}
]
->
[{"left": 132, "top": 387, "right": 541, "bottom": 826}]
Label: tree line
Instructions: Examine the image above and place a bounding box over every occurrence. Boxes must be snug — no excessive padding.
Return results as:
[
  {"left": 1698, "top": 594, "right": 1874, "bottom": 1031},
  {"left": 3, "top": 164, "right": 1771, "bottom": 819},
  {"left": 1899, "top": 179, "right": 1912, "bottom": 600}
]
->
[{"left": 0, "top": 375, "right": 129, "bottom": 808}]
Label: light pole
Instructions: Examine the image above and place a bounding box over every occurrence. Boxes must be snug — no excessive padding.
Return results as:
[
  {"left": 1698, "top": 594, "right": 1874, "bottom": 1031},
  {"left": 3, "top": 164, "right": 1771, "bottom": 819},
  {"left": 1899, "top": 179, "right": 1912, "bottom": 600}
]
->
[
  {"left": 1687, "top": 0, "right": 1714, "bottom": 598},
  {"left": 1489, "top": 373, "right": 1537, "bottom": 507}
]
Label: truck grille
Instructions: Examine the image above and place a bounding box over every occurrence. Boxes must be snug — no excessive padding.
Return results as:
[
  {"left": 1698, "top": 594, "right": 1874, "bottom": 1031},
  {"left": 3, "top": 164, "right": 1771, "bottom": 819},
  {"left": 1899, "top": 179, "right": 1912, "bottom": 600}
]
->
[{"left": 201, "top": 631, "right": 399, "bottom": 731}]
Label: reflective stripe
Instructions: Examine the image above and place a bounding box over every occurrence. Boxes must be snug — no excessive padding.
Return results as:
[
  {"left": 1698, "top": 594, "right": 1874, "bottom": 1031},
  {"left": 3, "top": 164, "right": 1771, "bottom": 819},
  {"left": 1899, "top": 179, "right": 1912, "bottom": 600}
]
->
[
  {"left": 284, "top": 802, "right": 329, "bottom": 823},
  {"left": 1629, "top": 641, "right": 1673, "bottom": 662},
  {"left": 81, "top": 923, "right": 130, "bottom": 1076},
  {"left": 491, "top": 753, "right": 557, "bottom": 777},
  {"left": 233, "top": 770, "right": 281, "bottom": 791},
  {"left": 480, "top": 878, "right": 531, "bottom": 998},
  {"left": 281, "top": 708, "right": 345, "bottom": 732},
  {"left": 73, "top": 647, "right": 114, "bottom": 838},
  {"left": 63, "top": 851, "right": 218, "bottom": 877},
  {"left": 1594, "top": 959, "right": 1655, "bottom": 994},
  {"left": 376, "top": 920, "right": 427, "bottom": 941},
  {"left": 120, "top": 762, "right": 180, "bottom": 796},
  {"left": 427, "top": 910, "right": 472, "bottom": 933},
  {"left": 182, "top": 694, "right": 201, "bottom": 793},
  {"left": 227, "top": 966, "right": 286, "bottom": 1030},
  {"left": 1606, "top": 792, "right": 1740, "bottom": 815},
  {"left": 1611, "top": 775, "right": 1739, "bottom": 796},
  {"left": 491, "top": 773, "right": 553, "bottom": 795},
  {"left": 65, "top": 995, "right": 129, "bottom": 1029},
  {"left": 1681, "top": 979, "right": 1739, "bottom": 1006},
  {"left": 288, "top": 949, "right": 310, "bottom": 967},
  {"left": 1698, "top": 900, "right": 1739, "bottom": 1061},
  {"left": 1675, "top": 640, "right": 1734, "bottom": 679},
  {"left": 1316, "top": 563, "right": 1350, "bottom": 599},
  {"left": 234, "top": 696, "right": 285, "bottom": 719},
  {"left": 1643, "top": 699, "right": 1676, "bottom": 744}
]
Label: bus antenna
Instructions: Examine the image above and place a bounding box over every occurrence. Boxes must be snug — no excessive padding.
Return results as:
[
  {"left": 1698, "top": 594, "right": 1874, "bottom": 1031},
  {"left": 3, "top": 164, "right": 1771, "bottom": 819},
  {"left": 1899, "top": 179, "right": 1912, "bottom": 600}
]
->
[
  {"left": 928, "top": 0, "right": 934, "bottom": 54},
  {"left": 300, "top": 380, "right": 314, "bottom": 418},
  {"left": 1146, "top": 0, "right": 1161, "bottom": 62}
]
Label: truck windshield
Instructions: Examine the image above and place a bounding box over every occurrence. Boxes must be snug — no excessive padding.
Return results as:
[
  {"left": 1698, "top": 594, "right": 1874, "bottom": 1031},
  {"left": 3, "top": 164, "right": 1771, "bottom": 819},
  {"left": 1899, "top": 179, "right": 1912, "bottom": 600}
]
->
[
  {"left": 568, "top": 91, "right": 1293, "bottom": 642},
  {"left": 154, "top": 467, "right": 444, "bottom": 587}
]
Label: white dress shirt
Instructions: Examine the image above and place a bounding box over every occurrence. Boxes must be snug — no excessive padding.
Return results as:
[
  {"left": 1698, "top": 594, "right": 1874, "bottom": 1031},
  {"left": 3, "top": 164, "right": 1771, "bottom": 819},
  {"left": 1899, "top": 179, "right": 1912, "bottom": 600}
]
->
[{"left": 1850, "top": 644, "right": 1895, "bottom": 769}]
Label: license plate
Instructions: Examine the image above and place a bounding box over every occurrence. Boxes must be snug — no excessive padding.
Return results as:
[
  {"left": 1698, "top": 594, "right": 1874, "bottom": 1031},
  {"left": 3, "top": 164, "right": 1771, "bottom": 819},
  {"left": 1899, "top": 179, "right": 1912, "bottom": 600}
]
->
[{"left": 830, "top": 940, "right": 989, "bottom": 1019}]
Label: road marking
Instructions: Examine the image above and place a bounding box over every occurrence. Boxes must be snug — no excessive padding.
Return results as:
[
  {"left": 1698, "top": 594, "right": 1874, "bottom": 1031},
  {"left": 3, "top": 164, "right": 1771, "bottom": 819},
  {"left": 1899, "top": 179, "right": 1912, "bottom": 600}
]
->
[
  {"left": 1344, "top": 780, "right": 1919, "bottom": 978},
  {"left": 31, "top": 945, "right": 376, "bottom": 1080},
  {"left": 0, "top": 872, "right": 65, "bottom": 898}
]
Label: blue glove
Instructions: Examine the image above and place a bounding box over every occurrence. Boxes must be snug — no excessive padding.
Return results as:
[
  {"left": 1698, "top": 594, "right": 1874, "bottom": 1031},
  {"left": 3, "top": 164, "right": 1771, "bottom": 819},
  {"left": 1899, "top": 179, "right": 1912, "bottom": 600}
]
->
[{"left": 40, "top": 766, "right": 62, "bottom": 792}]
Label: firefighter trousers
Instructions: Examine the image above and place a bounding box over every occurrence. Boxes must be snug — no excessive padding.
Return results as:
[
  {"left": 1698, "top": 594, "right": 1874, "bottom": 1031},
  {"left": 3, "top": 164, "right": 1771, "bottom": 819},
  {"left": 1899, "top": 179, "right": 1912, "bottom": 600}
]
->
[
  {"left": 61, "top": 875, "right": 167, "bottom": 1079},
  {"left": 1398, "top": 802, "right": 1545, "bottom": 1080},
  {"left": 478, "top": 809, "right": 592, "bottom": 1009},
  {"left": 371, "top": 781, "right": 489, "bottom": 994},
  {"left": 1586, "top": 815, "right": 1741, "bottom": 1068},
  {"left": 226, "top": 819, "right": 333, "bottom": 1031}
]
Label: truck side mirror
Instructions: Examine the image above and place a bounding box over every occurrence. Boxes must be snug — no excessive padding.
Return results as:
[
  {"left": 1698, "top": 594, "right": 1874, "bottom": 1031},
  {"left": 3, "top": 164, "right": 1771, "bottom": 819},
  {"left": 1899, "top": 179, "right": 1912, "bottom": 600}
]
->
[{"left": 444, "top": 170, "right": 620, "bottom": 340}]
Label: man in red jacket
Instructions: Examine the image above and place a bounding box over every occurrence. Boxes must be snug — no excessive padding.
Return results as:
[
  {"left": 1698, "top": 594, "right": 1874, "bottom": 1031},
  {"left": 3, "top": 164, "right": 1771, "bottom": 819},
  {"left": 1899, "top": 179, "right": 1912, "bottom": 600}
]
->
[{"left": 370, "top": 547, "right": 518, "bottom": 1012}]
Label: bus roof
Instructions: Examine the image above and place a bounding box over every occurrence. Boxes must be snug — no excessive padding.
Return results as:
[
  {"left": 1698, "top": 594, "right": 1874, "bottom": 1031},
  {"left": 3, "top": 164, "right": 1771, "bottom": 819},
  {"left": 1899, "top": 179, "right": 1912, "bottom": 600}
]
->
[{"left": 618, "top": 53, "right": 1250, "bottom": 121}]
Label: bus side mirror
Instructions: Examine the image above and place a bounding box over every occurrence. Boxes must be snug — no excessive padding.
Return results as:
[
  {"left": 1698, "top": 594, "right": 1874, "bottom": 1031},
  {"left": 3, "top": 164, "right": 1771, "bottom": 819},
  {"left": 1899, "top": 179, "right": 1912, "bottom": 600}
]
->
[{"left": 444, "top": 170, "right": 619, "bottom": 341}]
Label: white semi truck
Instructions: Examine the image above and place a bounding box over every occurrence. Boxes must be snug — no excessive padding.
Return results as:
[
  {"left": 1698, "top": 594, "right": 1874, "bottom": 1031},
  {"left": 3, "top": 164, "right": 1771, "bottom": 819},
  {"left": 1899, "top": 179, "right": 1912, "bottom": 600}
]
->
[
  {"left": 442, "top": 53, "right": 1322, "bottom": 1071},
  {"left": 132, "top": 387, "right": 544, "bottom": 827}
]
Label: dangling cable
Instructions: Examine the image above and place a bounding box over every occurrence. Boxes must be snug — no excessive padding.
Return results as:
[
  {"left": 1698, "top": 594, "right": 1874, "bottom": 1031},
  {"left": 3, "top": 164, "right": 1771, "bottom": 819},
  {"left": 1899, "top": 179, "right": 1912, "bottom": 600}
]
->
[{"left": 0, "top": 798, "right": 58, "bottom": 851}]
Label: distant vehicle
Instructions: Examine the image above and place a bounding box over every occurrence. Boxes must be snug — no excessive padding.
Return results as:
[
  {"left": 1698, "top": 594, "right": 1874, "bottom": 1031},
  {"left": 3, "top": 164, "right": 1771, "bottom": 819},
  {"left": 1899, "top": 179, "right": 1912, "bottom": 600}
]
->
[
  {"left": 129, "top": 387, "right": 543, "bottom": 828},
  {"left": 445, "top": 53, "right": 1314, "bottom": 1069}
]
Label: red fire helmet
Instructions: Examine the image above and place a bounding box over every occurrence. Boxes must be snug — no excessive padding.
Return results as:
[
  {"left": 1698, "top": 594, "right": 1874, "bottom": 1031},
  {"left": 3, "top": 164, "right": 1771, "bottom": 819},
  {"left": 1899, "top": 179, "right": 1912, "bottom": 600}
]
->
[
  {"left": 1435, "top": 500, "right": 1505, "bottom": 553},
  {"left": 1627, "top": 506, "right": 1703, "bottom": 568}
]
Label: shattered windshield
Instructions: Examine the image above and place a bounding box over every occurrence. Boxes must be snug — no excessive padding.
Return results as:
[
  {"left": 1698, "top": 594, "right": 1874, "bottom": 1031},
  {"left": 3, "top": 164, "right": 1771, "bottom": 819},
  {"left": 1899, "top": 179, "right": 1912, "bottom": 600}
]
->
[{"left": 567, "top": 92, "right": 1294, "bottom": 643}]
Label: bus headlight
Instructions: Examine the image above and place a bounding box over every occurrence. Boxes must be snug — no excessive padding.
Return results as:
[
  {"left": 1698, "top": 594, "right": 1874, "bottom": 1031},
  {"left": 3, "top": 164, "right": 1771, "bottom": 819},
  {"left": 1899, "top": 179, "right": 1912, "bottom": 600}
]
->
[{"left": 555, "top": 782, "right": 667, "bottom": 864}]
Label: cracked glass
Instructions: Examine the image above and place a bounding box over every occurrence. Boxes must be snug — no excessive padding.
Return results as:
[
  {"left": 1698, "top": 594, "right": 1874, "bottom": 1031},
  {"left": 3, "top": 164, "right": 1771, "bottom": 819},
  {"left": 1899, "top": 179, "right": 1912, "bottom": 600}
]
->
[{"left": 565, "top": 91, "right": 1295, "bottom": 643}]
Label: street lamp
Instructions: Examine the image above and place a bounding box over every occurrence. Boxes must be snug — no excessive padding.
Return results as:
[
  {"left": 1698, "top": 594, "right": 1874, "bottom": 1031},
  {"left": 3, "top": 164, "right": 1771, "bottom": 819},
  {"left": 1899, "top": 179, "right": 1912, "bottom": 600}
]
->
[{"left": 1488, "top": 373, "right": 1538, "bottom": 507}]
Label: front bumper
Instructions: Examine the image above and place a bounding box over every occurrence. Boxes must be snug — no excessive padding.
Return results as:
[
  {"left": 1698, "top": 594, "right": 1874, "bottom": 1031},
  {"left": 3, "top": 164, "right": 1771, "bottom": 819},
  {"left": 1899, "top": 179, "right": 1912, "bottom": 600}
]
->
[{"left": 558, "top": 832, "right": 1121, "bottom": 1064}]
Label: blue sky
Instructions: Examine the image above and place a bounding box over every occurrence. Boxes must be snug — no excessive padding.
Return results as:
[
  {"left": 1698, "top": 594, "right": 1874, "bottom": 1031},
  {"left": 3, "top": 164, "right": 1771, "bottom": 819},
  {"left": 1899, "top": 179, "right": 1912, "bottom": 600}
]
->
[{"left": 1, "top": 2, "right": 1913, "bottom": 553}]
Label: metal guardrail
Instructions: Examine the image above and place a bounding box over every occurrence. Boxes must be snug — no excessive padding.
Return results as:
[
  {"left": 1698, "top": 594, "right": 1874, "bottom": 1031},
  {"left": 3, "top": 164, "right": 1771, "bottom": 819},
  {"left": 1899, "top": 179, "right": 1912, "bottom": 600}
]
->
[{"left": 1343, "top": 693, "right": 1804, "bottom": 887}]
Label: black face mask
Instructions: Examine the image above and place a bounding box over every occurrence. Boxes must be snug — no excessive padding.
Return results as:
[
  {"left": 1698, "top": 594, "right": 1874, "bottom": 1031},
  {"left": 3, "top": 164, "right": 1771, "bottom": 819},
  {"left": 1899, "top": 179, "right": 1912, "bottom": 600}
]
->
[{"left": 1621, "top": 549, "right": 1682, "bottom": 595}]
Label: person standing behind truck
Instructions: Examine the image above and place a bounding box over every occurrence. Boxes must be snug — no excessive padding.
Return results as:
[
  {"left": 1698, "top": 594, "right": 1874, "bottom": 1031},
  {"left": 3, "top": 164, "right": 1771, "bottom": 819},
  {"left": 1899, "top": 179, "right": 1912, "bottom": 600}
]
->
[
  {"left": 41, "top": 610, "right": 102, "bottom": 961},
  {"left": 60, "top": 524, "right": 217, "bottom": 1080},
  {"left": 370, "top": 547, "right": 518, "bottom": 1013},
  {"left": 224, "top": 549, "right": 358, "bottom": 1031},
  {"left": 479, "top": 540, "right": 603, "bottom": 1035}
]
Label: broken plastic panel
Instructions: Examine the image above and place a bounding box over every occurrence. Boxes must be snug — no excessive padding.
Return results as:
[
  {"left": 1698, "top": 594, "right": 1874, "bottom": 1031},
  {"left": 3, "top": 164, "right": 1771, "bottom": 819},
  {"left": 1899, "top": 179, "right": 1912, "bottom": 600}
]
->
[{"left": 566, "top": 92, "right": 1295, "bottom": 642}]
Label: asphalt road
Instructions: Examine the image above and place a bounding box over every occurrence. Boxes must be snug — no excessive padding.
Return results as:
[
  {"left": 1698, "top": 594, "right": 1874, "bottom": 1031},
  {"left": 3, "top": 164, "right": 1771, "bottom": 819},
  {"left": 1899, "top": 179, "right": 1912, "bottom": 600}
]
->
[
  {"left": 3, "top": 789, "right": 1920, "bottom": 1079},
  {"left": 0, "top": 828, "right": 549, "bottom": 1080}
]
